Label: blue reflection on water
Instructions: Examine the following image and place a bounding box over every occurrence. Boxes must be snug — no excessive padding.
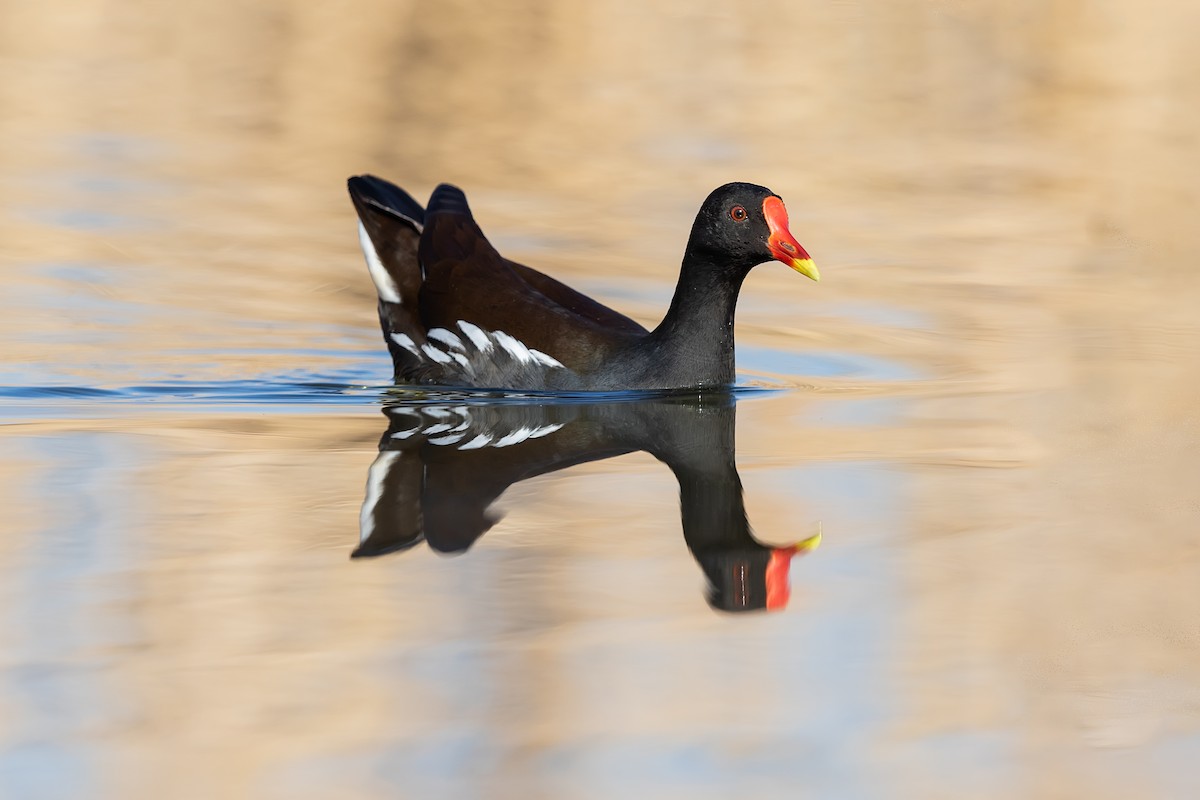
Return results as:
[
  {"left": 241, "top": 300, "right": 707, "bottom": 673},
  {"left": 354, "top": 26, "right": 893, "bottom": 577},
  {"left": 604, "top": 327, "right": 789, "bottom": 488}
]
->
[
  {"left": 0, "top": 379, "right": 785, "bottom": 415},
  {"left": 739, "top": 346, "right": 920, "bottom": 382}
]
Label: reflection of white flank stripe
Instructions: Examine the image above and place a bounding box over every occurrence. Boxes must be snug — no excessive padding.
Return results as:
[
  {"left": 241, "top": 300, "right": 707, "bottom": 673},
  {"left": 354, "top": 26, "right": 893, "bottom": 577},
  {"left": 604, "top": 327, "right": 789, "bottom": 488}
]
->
[
  {"left": 360, "top": 450, "right": 400, "bottom": 543},
  {"left": 421, "top": 344, "right": 453, "bottom": 364},
  {"left": 390, "top": 333, "right": 420, "bottom": 356},
  {"left": 427, "top": 328, "right": 465, "bottom": 350},
  {"left": 493, "top": 331, "right": 533, "bottom": 364},
  {"left": 493, "top": 426, "right": 534, "bottom": 447},
  {"left": 490, "top": 424, "right": 563, "bottom": 448},
  {"left": 428, "top": 432, "right": 467, "bottom": 445},
  {"left": 529, "top": 349, "right": 565, "bottom": 369},
  {"left": 457, "top": 321, "right": 492, "bottom": 352},
  {"left": 528, "top": 422, "right": 565, "bottom": 439},
  {"left": 359, "top": 222, "right": 402, "bottom": 303},
  {"left": 449, "top": 418, "right": 471, "bottom": 433},
  {"left": 422, "top": 407, "right": 451, "bottom": 418},
  {"left": 458, "top": 433, "right": 493, "bottom": 450},
  {"left": 423, "top": 423, "right": 453, "bottom": 435}
]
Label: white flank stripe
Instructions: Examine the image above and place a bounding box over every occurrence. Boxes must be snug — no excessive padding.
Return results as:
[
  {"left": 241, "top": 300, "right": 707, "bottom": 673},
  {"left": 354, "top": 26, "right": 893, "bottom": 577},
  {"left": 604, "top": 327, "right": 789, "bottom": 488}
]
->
[
  {"left": 427, "top": 328, "right": 465, "bottom": 350},
  {"left": 458, "top": 433, "right": 493, "bottom": 450},
  {"left": 528, "top": 348, "right": 565, "bottom": 369},
  {"left": 457, "top": 321, "right": 492, "bottom": 352},
  {"left": 359, "top": 450, "right": 400, "bottom": 543},
  {"left": 428, "top": 432, "right": 467, "bottom": 446},
  {"left": 422, "top": 344, "right": 453, "bottom": 364},
  {"left": 528, "top": 422, "right": 565, "bottom": 439},
  {"left": 390, "top": 333, "right": 420, "bottom": 356},
  {"left": 493, "top": 427, "right": 534, "bottom": 448},
  {"left": 359, "top": 221, "right": 401, "bottom": 303},
  {"left": 423, "top": 423, "right": 453, "bottom": 435},
  {"left": 450, "top": 352, "right": 472, "bottom": 372},
  {"left": 493, "top": 330, "right": 533, "bottom": 364}
]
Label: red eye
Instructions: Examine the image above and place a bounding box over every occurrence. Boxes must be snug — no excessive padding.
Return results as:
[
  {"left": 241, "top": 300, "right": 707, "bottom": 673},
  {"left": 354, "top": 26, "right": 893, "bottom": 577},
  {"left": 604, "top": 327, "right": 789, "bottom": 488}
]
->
[{"left": 730, "top": 205, "right": 748, "bottom": 222}]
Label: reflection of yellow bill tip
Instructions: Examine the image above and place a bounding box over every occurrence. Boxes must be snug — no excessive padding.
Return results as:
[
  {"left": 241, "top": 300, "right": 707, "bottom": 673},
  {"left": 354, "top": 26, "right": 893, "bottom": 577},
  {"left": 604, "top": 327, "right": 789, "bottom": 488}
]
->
[
  {"left": 795, "top": 531, "right": 822, "bottom": 552},
  {"left": 791, "top": 258, "right": 820, "bottom": 282}
]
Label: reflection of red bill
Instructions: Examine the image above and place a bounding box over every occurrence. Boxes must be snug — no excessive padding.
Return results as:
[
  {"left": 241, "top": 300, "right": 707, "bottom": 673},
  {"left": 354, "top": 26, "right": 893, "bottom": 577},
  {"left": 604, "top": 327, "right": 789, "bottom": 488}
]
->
[
  {"left": 763, "top": 196, "right": 819, "bottom": 281},
  {"left": 765, "top": 531, "right": 823, "bottom": 611}
]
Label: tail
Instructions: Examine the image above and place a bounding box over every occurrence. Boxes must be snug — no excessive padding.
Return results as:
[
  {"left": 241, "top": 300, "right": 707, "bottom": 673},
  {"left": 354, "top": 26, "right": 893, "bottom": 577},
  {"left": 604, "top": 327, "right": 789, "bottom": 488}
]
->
[
  {"left": 347, "top": 175, "right": 427, "bottom": 377},
  {"left": 418, "top": 183, "right": 500, "bottom": 265},
  {"left": 425, "top": 182, "right": 471, "bottom": 216}
]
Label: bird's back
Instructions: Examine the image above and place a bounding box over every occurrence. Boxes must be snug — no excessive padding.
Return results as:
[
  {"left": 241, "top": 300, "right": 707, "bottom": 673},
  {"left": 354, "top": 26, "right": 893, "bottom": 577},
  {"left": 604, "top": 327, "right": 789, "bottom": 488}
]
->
[{"left": 351, "top": 177, "right": 646, "bottom": 390}]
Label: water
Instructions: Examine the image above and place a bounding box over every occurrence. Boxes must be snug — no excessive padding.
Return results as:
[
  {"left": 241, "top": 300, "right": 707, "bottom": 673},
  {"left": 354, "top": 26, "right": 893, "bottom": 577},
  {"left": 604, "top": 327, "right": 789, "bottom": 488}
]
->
[{"left": 2, "top": 2, "right": 1200, "bottom": 798}]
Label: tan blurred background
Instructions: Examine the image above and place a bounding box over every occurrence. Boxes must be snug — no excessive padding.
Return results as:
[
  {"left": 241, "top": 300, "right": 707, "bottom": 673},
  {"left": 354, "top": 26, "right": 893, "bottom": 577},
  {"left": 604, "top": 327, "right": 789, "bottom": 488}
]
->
[{"left": 0, "top": 1, "right": 1198, "bottom": 798}]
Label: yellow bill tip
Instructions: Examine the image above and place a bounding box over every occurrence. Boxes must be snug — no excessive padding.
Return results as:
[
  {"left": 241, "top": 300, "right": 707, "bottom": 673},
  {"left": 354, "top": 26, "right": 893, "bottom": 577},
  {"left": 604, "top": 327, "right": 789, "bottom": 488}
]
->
[{"left": 791, "top": 258, "right": 820, "bottom": 282}]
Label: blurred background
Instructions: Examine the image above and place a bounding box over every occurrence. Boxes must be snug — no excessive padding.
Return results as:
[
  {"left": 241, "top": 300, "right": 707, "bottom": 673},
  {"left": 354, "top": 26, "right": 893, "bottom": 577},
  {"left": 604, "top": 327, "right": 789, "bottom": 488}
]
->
[{"left": 1, "top": 1, "right": 1198, "bottom": 798}]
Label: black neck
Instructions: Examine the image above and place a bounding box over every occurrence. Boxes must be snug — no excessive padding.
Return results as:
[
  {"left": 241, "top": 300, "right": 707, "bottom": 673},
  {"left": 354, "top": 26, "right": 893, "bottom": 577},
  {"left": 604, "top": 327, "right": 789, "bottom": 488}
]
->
[{"left": 649, "top": 246, "right": 750, "bottom": 388}]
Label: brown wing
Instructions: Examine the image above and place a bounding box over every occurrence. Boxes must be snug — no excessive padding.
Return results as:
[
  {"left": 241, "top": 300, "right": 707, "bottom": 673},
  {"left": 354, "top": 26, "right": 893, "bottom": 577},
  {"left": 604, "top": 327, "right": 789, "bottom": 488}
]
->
[
  {"left": 504, "top": 260, "right": 647, "bottom": 336},
  {"left": 417, "top": 185, "right": 644, "bottom": 373}
]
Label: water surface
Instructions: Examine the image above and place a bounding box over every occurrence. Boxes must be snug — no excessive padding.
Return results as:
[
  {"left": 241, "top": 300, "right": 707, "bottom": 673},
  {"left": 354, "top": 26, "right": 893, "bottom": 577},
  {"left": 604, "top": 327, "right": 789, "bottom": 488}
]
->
[{"left": 2, "top": 2, "right": 1199, "bottom": 798}]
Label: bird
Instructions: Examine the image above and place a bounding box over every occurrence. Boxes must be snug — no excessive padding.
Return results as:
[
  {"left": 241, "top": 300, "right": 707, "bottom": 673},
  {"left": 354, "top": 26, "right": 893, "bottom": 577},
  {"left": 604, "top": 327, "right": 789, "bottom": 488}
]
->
[{"left": 348, "top": 175, "right": 818, "bottom": 392}]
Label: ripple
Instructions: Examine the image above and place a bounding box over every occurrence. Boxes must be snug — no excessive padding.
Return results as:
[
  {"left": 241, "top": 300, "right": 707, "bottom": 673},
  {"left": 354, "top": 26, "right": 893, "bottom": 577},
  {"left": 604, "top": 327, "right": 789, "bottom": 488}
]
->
[
  {"left": 0, "top": 378, "right": 781, "bottom": 419},
  {"left": 0, "top": 380, "right": 381, "bottom": 418}
]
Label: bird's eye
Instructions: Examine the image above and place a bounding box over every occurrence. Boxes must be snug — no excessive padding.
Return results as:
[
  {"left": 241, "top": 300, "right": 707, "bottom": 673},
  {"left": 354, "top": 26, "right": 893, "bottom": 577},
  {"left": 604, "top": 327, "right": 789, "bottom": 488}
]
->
[{"left": 730, "top": 205, "right": 748, "bottom": 222}]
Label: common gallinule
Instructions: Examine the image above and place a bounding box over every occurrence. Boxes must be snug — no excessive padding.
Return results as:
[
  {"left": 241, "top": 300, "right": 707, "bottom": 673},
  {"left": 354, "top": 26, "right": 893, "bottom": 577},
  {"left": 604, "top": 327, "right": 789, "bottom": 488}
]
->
[
  {"left": 354, "top": 397, "right": 821, "bottom": 612},
  {"left": 348, "top": 176, "right": 818, "bottom": 391}
]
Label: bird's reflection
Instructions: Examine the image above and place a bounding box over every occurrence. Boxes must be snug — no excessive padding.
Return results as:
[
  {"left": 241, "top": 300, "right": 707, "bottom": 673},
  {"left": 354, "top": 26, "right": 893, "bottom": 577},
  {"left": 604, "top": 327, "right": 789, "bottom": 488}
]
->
[{"left": 355, "top": 395, "right": 820, "bottom": 613}]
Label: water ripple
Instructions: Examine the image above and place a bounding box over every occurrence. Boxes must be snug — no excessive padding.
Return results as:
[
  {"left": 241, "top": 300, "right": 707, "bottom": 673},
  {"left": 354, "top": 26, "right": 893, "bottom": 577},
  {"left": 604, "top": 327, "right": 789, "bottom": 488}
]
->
[
  {"left": 0, "top": 380, "right": 380, "bottom": 411},
  {"left": 0, "top": 379, "right": 782, "bottom": 417}
]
